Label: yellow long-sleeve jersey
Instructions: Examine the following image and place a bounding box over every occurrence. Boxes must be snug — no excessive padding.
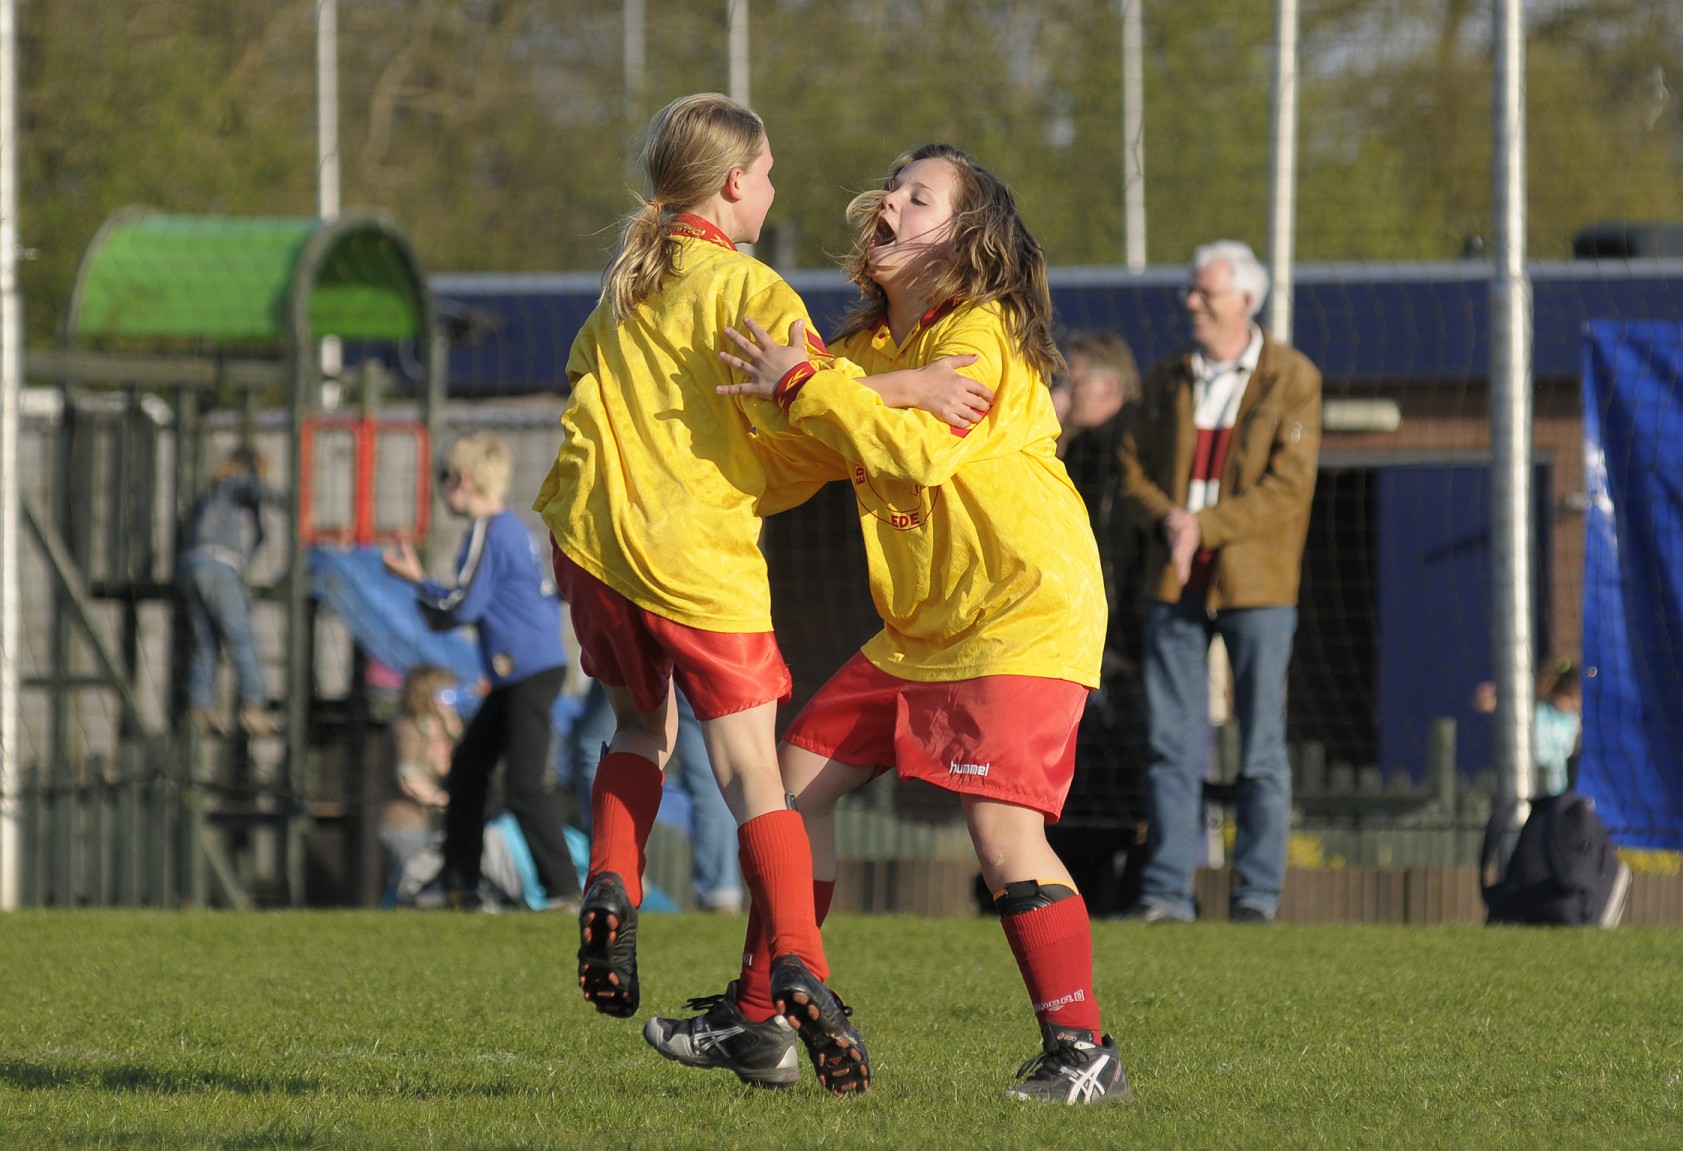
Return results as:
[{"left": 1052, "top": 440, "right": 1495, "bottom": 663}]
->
[
  {"left": 786, "top": 301, "right": 1105, "bottom": 687},
  {"left": 533, "top": 228, "right": 838, "bottom": 632}
]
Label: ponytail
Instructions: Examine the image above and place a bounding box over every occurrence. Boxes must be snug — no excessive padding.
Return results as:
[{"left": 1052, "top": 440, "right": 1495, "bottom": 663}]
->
[
  {"left": 599, "top": 93, "right": 766, "bottom": 322},
  {"left": 602, "top": 198, "right": 680, "bottom": 323}
]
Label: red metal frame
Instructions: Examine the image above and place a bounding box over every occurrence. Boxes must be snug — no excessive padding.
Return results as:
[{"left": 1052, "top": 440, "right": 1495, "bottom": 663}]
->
[{"left": 299, "top": 414, "right": 430, "bottom": 547}]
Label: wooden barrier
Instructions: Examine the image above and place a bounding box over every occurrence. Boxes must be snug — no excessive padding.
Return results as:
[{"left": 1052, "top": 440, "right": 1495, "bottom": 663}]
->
[{"left": 739, "top": 857, "right": 1683, "bottom": 925}]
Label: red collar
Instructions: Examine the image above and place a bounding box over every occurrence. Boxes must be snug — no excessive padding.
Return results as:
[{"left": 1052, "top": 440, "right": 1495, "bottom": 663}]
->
[
  {"left": 668, "top": 213, "right": 736, "bottom": 251},
  {"left": 874, "top": 298, "right": 961, "bottom": 340},
  {"left": 920, "top": 298, "right": 959, "bottom": 327}
]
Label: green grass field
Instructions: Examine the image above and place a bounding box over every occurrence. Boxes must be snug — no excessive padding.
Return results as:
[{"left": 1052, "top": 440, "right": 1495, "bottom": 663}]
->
[{"left": 2, "top": 909, "right": 1680, "bottom": 1149}]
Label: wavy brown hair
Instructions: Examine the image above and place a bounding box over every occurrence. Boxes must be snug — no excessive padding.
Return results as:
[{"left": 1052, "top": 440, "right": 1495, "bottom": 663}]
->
[
  {"left": 601, "top": 93, "right": 766, "bottom": 323},
  {"left": 833, "top": 143, "right": 1064, "bottom": 383}
]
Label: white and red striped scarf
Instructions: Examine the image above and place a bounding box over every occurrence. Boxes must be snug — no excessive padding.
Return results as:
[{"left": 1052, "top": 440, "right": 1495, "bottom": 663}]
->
[{"left": 1184, "top": 326, "right": 1263, "bottom": 593}]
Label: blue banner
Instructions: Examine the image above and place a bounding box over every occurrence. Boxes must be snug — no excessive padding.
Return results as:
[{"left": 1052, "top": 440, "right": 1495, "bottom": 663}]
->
[{"left": 1579, "top": 321, "right": 1683, "bottom": 850}]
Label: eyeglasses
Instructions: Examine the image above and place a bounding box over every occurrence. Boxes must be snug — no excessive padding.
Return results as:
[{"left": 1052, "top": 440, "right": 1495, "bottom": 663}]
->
[{"left": 1178, "top": 285, "right": 1237, "bottom": 305}]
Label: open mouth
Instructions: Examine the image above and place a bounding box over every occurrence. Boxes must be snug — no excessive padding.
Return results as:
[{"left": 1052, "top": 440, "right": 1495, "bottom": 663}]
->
[{"left": 871, "top": 217, "right": 896, "bottom": 246}]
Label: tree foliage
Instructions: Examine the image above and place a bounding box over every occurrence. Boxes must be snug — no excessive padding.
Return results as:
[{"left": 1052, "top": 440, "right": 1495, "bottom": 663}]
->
[{"left": 15, "top": 0, "right": 1683, "bottom": 344}]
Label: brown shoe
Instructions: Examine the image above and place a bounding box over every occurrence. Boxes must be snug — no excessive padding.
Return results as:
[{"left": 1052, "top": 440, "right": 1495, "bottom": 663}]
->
[{"left": 239, "top": 706, "right": 280, "bottom": 737}]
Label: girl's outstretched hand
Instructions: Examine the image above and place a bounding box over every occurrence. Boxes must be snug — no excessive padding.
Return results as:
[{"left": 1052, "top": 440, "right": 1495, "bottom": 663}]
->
[{"left": 718, "top": 316, "right": 811, "bottom": 396}]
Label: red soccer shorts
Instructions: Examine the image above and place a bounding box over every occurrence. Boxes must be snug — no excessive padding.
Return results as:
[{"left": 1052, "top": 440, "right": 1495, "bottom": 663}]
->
[
  {"left": 552, "top": 541, "right": 792, "bottom": 720},
  {"left": 781, "top": 652, "right": 1087, "bottom": 821}
]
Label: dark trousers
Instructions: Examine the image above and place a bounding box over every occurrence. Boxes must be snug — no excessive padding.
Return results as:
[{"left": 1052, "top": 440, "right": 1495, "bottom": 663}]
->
[{"left": 442, "top": 666, "right": 579, "bottom": 900}]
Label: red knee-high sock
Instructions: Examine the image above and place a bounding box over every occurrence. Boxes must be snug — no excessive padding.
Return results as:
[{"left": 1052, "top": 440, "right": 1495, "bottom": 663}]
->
[
  {"left": 587, "top": 751, "right": 665, "bottom": 906},
  {"left": 736, "top": 877, "right": 835, "bottom": 1022},
  {"left": 735, "top": 811, "right": 826, "bottom": 994},
  {"left": 1000, "top": 894, "right": 1104, "bottom": 1035},
  {"left": 736, "top": 903, "right": 776, "bottom": 1022}
]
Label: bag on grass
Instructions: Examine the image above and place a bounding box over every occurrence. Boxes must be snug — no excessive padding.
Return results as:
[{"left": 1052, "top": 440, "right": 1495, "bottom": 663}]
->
[{"left": 1480, "top": 791, "right": 1631, "bottom": 927}]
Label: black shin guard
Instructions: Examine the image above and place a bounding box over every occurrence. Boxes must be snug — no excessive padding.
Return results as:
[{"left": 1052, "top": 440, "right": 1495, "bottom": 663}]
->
[{"left": 993, "top": 881, "right": 1078, "bottom": 917}]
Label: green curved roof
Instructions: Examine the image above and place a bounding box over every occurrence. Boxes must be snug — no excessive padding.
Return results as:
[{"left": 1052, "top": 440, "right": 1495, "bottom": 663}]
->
[{"left": 70, "top": 212, "right": 427, "bottom": 345}]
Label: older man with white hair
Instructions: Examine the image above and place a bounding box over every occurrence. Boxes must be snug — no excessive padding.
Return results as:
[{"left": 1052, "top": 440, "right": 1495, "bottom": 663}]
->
[{"left": 1118, "top": 240, "right": 1322, "bottom": 924}]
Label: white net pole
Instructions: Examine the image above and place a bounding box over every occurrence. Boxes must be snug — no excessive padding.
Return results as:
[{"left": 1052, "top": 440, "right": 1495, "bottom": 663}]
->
[
  {"left": 624, "top": 0, "right": 646, "bottom": 128},
  {"left": 1491, "top": 0, "right": 1536, "bottom": 817},
  {"left": 728, "top": 0, "right": 750, "bottom": 109},
  {"left": 0, "top": 0, "right": 21, "bottom": 910},
  {"left": 317, "top": 1, "right": 341, "bottom": 398},
  {"left": 1265, "top": 0, "right": 1299, "bottom": 344},
  {"left": 316, "top": 0, "right": 340, "bottom": 223},
  {"left": 1121, "top": 0, "right": 1145, "bottom": 271},
  {"left": 729, "top": 1, "right": 751, "bottom": 258}
]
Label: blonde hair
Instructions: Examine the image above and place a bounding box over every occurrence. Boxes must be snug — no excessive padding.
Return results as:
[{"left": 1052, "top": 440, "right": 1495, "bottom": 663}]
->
[
  {"left": 401, "top": 663, "right": 456, "bottom": 719},
  {"left": 445, "top": 431, "right": 511, "bottom": 502},
  {"left": 834, "top": 143, "right": 1064, "bottom": 383},
  {"left": 601, "top": 93, "right": 767, "bottom": 322}
]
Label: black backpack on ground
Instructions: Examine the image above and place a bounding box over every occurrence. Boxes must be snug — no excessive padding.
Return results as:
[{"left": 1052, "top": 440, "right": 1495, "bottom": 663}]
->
[{"left": 1480, "top": 791, "right": 1631, "bottom": 927}]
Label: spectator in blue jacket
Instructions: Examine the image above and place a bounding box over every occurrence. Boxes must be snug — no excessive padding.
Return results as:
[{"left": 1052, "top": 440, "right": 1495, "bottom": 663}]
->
[
  {"left": 178, "top": 443, "right": 285, "bottom": 737},
  {"left": 383, "top": 432, "right": 580, "bottom": 910}
]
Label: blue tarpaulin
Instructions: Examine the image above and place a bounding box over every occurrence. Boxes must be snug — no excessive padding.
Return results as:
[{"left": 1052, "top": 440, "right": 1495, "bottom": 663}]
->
[
  {"left": 307, "top": 546, "right": 485, "bottom": 712},
  {"left": 1578, "top": 321, "right": 1683, "bottom": 850}
]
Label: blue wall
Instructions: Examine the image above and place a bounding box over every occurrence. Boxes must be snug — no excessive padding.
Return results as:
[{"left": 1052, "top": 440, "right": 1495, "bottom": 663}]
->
[{"left": 422, "top": 259, "right": 1683, "bottom": 396}]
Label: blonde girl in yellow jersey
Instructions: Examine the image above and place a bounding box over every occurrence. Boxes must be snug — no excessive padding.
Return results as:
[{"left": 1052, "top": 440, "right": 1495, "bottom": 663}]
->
[
  {"left": 646, "top": 144, "right": 1132, "bottom": 1105},
  {"left": 535, "top": 95, "right": 984, "bottom": 1097}
]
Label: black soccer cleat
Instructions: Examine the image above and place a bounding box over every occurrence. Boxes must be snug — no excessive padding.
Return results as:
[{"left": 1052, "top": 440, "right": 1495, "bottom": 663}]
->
[
  {"left": 577, "top": 871, "right": 639, "bottom": 1017},
  {"left": 769, "top": 954, "right": 870, "bottom": 1096},
  {"left": 643, "top": 980, "right": 800, "bottom": 1088},
  {"left": 1004, "top": 1021, "right": 1134, "bottom": 1105}
]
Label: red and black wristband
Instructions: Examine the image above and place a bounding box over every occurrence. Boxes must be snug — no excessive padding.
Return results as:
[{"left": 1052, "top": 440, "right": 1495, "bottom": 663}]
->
[{"left": 772, "top": 362, "right": 818, "bottom": 410}]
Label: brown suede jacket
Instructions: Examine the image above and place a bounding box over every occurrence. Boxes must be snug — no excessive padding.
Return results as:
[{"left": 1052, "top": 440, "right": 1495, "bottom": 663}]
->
[{"left": 1118, "top": 331, "right": 1322, "bottom": 612}]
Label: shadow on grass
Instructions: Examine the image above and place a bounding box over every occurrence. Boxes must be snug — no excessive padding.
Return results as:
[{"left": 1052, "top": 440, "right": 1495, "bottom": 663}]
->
[
  {"left": 28, "top": 1130, "right": 337, "bottom": 1150},
  {"left": 0, "top": 1060, "right": 320, "bottom": 1096},
  {"left": 0, "top": 1059, "right": 524, "bottom": 1100}
]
